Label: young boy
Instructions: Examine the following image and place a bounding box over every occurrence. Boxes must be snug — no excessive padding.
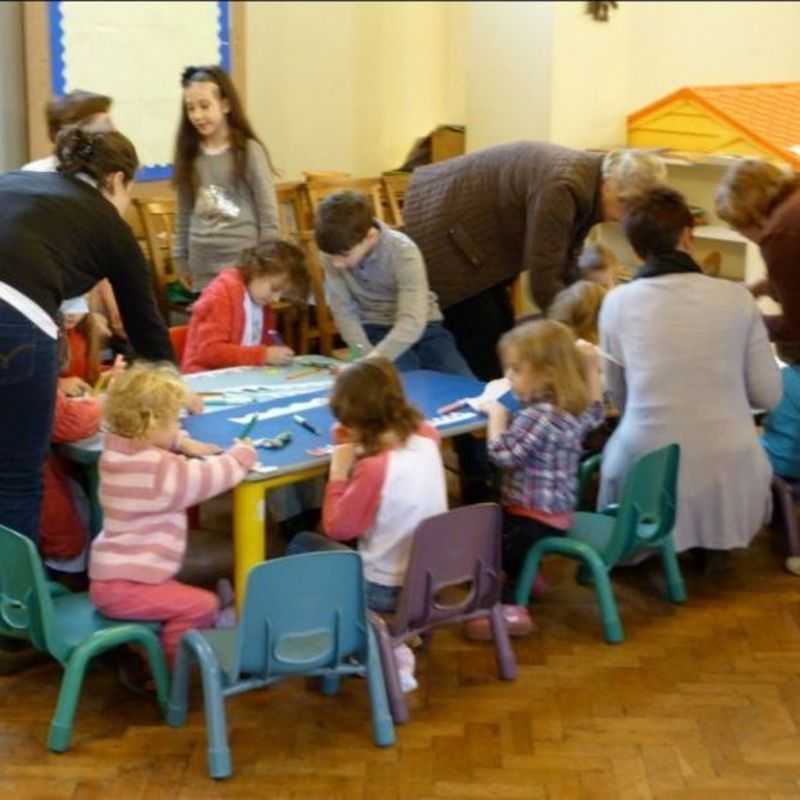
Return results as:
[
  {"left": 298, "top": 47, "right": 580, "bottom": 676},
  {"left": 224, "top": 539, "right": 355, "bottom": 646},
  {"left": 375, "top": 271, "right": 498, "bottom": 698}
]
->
[
  {"left": 315, "top": 190, "right": 492, "bottom": 502},
  {"left": 315, "top": 190, "right": 473, "bottom": 373},
  {"left": 761, "top": 342, "right": 800, "bottom": 576}
]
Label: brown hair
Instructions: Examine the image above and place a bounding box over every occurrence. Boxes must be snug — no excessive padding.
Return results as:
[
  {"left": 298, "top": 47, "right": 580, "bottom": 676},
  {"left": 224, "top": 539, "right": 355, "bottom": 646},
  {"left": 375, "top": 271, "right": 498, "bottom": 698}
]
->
[
  {"left": 776, "top": 341, "right": 800, "bottom": 366},
  {"left": 315, "top": 190, "right": 375, "bottom": 254},
  {"left": 172, "top": 65, "right": 277, "bottom": 198},
  {"left": 45, "top": 90, "right": 112, "bottom": 143},
  {"left": 715, "top": 159, "right": 800, "bottom": 231},
  {"left": 622, "top": 185, "right": 694, "bottom": 259},
  {"left": 104, "top": 362, "right": 188, "bottom": 439},
  {"left": 55, "top": 126, "right": 139, "bottom": 188},
  {"left": 237, "top": 239, "right": 310, "bottom": 303},
  {"left": 330, "top": 358, "right": 422, "bottom": 455},
  {"left": 499, "top": 319, "right": 590, "bottom": 416},
  {"left": 548, "top": 280, "right": 608, "bottom": 345}
]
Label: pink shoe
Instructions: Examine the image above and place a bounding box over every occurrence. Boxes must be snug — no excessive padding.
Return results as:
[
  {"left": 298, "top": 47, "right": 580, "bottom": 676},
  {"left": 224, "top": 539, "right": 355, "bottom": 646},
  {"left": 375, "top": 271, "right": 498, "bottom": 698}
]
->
[{"left": 463, "top": 605, "right": 535, "bottom": 641}]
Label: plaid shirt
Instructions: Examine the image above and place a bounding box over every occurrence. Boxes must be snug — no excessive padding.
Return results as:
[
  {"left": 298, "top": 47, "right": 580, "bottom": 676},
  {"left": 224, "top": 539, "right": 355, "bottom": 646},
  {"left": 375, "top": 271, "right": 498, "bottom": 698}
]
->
[{"left": 488, "top": 401, "right": 604, "bottom": 515}]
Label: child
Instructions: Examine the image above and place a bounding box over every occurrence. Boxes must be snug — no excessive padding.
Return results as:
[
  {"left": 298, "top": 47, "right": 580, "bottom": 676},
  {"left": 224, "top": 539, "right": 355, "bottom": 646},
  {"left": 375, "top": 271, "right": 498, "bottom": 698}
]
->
[
  {"left": 547, "top": 280, "right": 608, "bottom": 345},
  {"left": 181, "top": 239, "right": 307, "bottom": 373},
  {"left": 577, "top": 242, "right": 620, "bottom": 289},
  {"left": 285, "top": 358, "right": 448, "bottom": 691},
  {"left": 316, "top": 189, "right": 492, "bottom": 502},
  {"left": 89, "top": 363, "right": 257, "bottom": 667},
  {"left": 172, "top": 65, "right": 280, "bottom": 292},
  {"left": 761, "top": 342, "right": 800, "bottom": 576},
  {"left": 464, "top": 320, "right": 604, "bottom": 639},
  {"left": 59, "top": 296, "right": 112, "bottom": 391}
]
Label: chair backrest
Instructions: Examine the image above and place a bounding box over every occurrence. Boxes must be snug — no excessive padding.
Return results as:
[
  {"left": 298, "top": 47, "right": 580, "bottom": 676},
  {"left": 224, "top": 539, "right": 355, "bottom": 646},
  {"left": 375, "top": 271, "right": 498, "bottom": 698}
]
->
[
  {"left": 231, "top": 551, "right": 368, "bottom": 679},
  {"left": 275, "top": 180, "right": 307, "bottom": 242},
  {"left": 389, "top": 504, "right": 503, "bottom": 638},
  {"left": 0, "top": 525, "right": 67, "bottom": 661},
  {"left": 169, "top": 325, "right": 189, "bottom": 364},
  {"left": 604, "top": 444, "right": 681, "bottom": 565},
  {"left": 134, "top": 197, "right": 178, "bottom": 317},
  {"left": 303, "top": 177, "right": 388, "bottom": 225},
  {"left": 296, "top": 230, "right": 337, "bottom": 355},
  {"left": 381, "top": 173, "right": 410, "bottom": 227}
]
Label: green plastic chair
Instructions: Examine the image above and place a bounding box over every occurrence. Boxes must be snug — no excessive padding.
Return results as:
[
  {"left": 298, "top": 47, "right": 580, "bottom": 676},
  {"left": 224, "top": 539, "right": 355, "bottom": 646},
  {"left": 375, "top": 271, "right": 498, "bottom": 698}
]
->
[
  {"left": 0, "top": 525, "right": 170, "bottom": 752},
  {"left": 514, "top": 444, "right": 687, "bottom": 644}
]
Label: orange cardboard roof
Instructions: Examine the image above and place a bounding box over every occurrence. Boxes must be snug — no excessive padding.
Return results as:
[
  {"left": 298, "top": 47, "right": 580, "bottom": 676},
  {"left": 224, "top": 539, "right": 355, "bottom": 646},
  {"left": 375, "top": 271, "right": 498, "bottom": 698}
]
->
[{"left": 627, "top": 82, "right": 800, "bottom": 167}]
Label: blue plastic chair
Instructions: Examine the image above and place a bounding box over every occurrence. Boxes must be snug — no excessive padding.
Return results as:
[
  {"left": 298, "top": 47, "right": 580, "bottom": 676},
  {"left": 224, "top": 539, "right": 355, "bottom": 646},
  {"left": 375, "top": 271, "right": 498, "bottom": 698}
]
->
[
  {"left": 0, "top": 525, "right": 170, "bottom": 751},
  {"left": 514, "top": 444, "right": 686, "bottom": 644},
  {"left": 166, "top": 550, "right": 396, "bottom": 779}
]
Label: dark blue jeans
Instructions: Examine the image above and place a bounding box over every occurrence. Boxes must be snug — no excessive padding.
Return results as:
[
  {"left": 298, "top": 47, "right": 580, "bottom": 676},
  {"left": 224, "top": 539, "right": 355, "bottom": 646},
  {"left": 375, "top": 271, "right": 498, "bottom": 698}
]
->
[
  {"left": 0, "top": 301, "right": 59, "bottom": 545},
  {"left": 363, "top": 322, "right": 494, "bottom": 502},
  {"left": 284, "top": 532, "right": 401, "bottom": 613}
]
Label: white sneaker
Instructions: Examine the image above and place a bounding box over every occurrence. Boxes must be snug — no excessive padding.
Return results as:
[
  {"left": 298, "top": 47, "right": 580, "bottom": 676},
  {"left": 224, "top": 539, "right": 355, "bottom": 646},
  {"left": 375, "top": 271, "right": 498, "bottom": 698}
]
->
[
  {"left": 786, "top": 556, "right": 800, "bottom": 576},
  {"left": 394, "top": 644, "right": 417, "bottom": 693}
]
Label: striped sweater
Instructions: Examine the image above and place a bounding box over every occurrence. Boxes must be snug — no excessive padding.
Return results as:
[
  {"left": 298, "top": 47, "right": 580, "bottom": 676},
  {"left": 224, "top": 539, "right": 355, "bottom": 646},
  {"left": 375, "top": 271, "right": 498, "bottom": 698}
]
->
[{"left": 89, "top": 433, "right": 257, "bottom": 584}]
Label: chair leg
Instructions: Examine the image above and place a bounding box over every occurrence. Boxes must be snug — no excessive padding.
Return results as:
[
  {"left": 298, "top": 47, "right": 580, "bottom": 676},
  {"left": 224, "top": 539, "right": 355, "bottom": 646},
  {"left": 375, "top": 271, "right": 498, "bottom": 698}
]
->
[
  {"left": 659, "top": 540, "right": 687, "bottom": 604},
  {"left": 166, "top": 638, "right": 193, "bottom": 727},
  {"left": 371, "top": 616, "right": 407, "bottom": 724},
  {"left": 185, "top": 632, "right": 232, "bottom": 780},
  {"left": 365, "top": 625, "right": 396, "bottom": 746},
  {"left": 488, "top": 605, "right": 517, "bottom": 681},
  {"left": 774, "top": 478, "right": 800, "bottom": 557},
  {"left": 513, "top": 543, "right": 547, "bottom": 607},
  {"left": 580, "top": 552, "right": 624, "bottom": 644},
  {"left": 321, "top": 675, "right": 341, "bottom": 695},
  {"left": 48, "top": 642, "right": 95, "bottom": 752}
]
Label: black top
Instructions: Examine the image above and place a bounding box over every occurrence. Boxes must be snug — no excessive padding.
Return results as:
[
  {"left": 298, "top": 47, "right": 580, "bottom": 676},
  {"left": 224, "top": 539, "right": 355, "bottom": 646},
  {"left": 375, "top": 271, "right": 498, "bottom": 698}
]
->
[
  {"left": 0, "top": 170, "right": 173, "bottom": 362},
  {"left": 635, "top": 249, "right": 703, "bottom": 281}
]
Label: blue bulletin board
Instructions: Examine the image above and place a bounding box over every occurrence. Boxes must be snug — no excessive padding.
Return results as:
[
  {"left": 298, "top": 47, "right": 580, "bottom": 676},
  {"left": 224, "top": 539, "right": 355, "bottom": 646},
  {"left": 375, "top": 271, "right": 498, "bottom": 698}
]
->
[{"left": 47, "top": 1, "right": 231, "bottom": 182}]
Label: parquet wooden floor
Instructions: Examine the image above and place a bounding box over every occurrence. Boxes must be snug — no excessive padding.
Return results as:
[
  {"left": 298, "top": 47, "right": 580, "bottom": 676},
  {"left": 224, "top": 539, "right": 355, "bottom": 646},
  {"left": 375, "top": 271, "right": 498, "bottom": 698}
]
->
[{"left": 3, "top": 525, "right": 800, "bottom": 799}]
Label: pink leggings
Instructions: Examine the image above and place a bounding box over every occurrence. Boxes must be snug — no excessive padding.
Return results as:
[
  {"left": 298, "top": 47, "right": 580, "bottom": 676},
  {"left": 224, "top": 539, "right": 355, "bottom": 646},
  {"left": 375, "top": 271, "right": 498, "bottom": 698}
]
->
[{"left": 90, "top": 579, "right": 219, "bottom": 665}]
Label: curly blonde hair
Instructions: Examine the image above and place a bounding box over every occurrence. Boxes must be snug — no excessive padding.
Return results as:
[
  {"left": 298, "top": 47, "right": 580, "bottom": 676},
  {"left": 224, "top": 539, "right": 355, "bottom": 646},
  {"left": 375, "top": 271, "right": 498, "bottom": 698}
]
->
[
  {"left": 499, "top": 320, "right": 590, "bottom": 416},
  {"left": 715, "top": 159, "right": 800, "bottom": 231},
  {"left": 104, "top": 362, "right": 188, "bottom": 439}
]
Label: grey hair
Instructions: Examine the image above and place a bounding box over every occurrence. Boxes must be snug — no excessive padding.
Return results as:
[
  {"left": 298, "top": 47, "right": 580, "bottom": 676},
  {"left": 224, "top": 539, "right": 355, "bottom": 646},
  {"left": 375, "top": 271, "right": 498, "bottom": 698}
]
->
[{"left": 602, "top": 149, "right": 668, "bottom": 200}]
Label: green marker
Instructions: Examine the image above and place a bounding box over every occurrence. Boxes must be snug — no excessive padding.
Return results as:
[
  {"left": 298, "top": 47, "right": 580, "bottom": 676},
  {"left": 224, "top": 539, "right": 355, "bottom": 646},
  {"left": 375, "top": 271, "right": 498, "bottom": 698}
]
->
[{"left": 239, "top": 413, "right": 258, "bottom": 440}]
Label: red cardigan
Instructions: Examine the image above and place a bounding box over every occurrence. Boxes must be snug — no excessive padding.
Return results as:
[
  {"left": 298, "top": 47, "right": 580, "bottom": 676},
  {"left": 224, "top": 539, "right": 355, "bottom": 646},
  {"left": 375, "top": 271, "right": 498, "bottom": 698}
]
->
[{"left": 181, "top": 268, "right": 277, "bottom": 374}]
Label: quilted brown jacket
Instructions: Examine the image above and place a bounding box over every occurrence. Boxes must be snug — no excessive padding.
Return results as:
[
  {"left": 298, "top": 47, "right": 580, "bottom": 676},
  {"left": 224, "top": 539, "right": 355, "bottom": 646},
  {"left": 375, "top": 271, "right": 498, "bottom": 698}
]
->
[{"left": 403, "top": 141, "right": 603, "bottom": 310}]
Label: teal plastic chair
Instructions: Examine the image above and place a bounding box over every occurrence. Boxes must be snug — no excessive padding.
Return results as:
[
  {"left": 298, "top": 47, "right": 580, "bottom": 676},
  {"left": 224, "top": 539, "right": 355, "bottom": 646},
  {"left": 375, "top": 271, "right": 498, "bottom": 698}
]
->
[
  {"left": 514, "top": 444, "right": 687, "bottom": 644},
  {"left": 167, "top": 551, "right": 396, "bottom": 779},
  {"left": 0, "top": 525, "right": 170, "bottom": 752}
]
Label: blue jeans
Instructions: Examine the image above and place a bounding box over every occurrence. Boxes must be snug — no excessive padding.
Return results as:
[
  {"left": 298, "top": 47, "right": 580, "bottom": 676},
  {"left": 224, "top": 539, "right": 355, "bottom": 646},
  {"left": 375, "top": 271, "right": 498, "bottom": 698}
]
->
[
  {"left": 0, "top": 301, "right": 59, "bottom": 545},
  {"left": 363, "top": 322, "right": 494, "bottom": 502},
  {"left": 362, "top": 322, "right": 474, "bottom": 378},
  {"left": 284, "top": 531, "right": 400, "bottom": 613}
]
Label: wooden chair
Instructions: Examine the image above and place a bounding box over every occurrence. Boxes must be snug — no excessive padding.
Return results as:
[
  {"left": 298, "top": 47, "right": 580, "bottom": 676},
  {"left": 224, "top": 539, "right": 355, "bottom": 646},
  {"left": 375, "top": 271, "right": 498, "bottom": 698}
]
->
[
  {"left": 303, "top": 176, "right": 388, "bottom": 224},
  {"left": 296, "top": 230, "right": 338, "bottom": 356},
  {"left": 381, "top": 172, "right": 410, "bottom": 227},
  {"left": 132, "top": 197, "right": 190, "bottom": 324}
]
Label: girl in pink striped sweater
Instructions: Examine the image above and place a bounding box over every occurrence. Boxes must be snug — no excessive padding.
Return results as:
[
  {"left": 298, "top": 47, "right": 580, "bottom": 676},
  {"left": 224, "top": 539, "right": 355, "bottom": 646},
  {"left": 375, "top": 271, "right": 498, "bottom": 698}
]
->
[{"left": 89, "top": 363, "right": 257, "bottom": 666}]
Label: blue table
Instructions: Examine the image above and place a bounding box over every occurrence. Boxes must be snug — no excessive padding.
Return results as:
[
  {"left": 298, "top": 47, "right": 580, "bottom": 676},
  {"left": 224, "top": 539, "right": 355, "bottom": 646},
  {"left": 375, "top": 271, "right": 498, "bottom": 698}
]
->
[{"left": 179, "top": 369, "right": 486, "bottom": 602}]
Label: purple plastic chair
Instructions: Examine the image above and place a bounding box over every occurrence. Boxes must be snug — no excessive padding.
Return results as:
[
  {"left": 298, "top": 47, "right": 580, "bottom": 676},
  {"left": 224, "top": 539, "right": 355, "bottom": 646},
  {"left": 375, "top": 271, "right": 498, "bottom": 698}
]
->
[
  {"left": 372, "top": 503, "right": 517, "bottom": 724},
  {"left": 771, "top": 476, "right": 800, "bottom": 556}
]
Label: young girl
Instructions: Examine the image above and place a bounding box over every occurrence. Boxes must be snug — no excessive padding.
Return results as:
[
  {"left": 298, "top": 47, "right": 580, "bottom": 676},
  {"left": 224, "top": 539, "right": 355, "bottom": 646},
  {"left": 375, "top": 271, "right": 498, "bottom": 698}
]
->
[
  {"left": 286, "top": 358, "right": 448, "bottom": 690},
  {"left": 577, "top": 242, "right": 621, "bottom": 289},
  {"left": 465, "top": 320, "right": 604, "bottom": 639},
  {"left": 89, "top": 363, "right": 257, "bottom": 666},
  {"left": 181, "top": 239, "right": 308, "bottom": 373},
  {"left": 172, "top": 65, "right": 280, "bottom": 292}
]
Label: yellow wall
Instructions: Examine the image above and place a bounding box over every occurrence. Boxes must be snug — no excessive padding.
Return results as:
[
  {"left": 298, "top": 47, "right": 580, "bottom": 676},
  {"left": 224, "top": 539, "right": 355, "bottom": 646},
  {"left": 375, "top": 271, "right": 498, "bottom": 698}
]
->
[{"left": 245, "top": 1, "right": 464, "bottom": 180}]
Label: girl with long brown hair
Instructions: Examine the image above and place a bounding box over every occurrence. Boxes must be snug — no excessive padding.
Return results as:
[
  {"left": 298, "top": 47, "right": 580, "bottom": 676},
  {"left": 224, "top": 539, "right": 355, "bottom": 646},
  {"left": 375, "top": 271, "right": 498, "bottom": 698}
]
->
[{"left": 172, "top": 65, "right": 280, "bottom": 292}]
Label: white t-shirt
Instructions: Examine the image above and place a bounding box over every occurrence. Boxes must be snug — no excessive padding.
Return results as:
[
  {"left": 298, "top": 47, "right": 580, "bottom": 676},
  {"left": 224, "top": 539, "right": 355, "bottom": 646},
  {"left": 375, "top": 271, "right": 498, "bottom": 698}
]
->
[{"left": 241, "top": 290, "right": 263, "bottom": 346}]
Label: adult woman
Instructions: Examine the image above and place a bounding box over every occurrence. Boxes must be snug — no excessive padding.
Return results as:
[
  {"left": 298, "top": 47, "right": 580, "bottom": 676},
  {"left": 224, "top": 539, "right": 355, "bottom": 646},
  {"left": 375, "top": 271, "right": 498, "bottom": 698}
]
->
[
  {"left": 0, "top": 126, "right": 173, "bottom": 544},
  {"left": 599, "top": 186, "right": 781, "bottom": 564},
  {"left": 403, "top": 141, "right": 667, "bottom": 379},
  {"left": 716, "top": 159, "right": 800, "bottom": 343}
]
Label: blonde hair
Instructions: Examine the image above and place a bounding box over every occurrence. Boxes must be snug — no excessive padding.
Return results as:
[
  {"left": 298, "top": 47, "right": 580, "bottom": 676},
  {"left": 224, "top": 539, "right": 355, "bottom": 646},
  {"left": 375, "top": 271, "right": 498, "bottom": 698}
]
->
[
  {"left": 548, "top": 280, "right": 608, "bottom": 345},
  {"left": 104, "top": 362, "right": 188, "bottom": 439},
  {"left": 499, "top": 319, "right": 590, "bottom": 416},
  {"left": 577, "top": 242, "right": 619, "bottom": 283},
  {"left": 715, "top": 159, "right": 799, "bottom": 231},
  {"left": 602, "top": 149, "right": 667, "bottom": 201}
]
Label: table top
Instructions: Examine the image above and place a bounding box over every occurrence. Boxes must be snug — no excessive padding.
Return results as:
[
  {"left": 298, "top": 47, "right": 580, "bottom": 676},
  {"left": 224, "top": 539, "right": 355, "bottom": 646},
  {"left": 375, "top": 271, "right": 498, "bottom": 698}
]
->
[{"left": 61, "top": 368, "right": 487, "bottom": 481}]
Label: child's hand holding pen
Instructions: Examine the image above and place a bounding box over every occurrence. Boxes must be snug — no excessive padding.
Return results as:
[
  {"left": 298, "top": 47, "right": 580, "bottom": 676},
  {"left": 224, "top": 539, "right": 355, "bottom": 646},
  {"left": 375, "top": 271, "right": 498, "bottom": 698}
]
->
[{"left": 265, "top": 329, "right": 294, "bottom": 366}]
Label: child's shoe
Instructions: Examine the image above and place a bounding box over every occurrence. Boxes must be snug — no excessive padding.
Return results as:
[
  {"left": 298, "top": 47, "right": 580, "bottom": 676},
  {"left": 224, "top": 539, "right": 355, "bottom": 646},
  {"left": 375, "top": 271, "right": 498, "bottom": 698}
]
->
[
  {"left": 394, "top": 643, "right": 417, "bottom": 693},
  {"left": 462, "top": 605, "right": 535, "bottom": 641}
]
